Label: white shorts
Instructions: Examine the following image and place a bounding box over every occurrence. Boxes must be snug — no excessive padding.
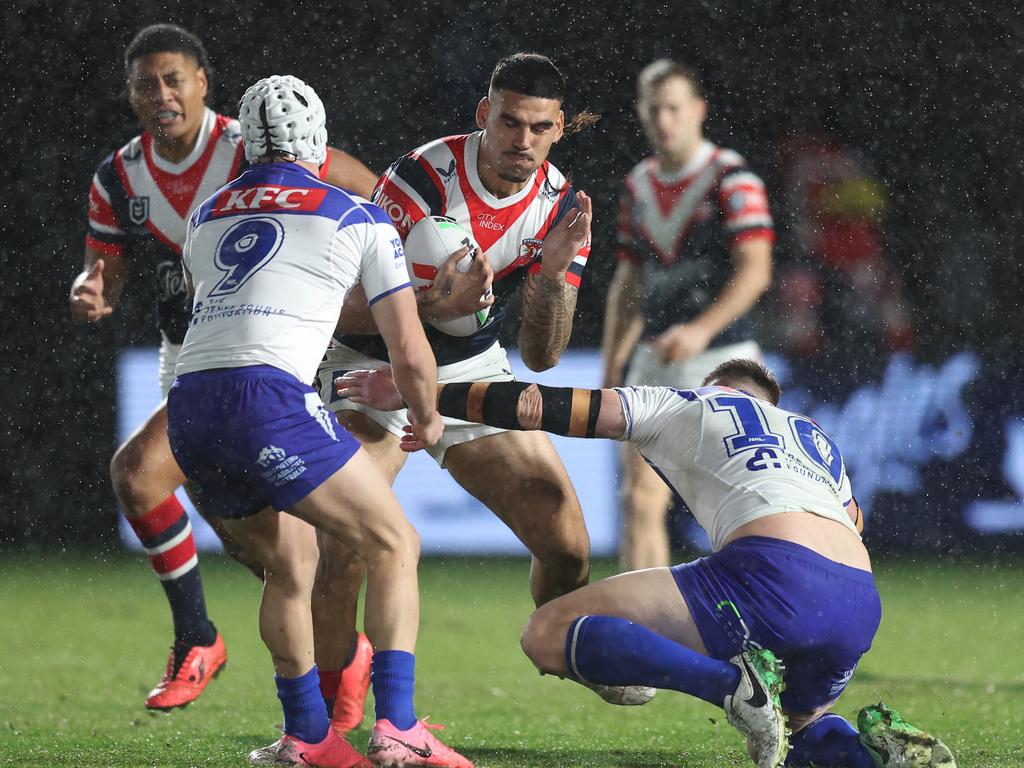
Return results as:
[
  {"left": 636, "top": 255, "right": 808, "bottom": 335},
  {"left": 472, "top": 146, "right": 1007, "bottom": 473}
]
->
[
  {"left": 624, "top": 339, "right": 762, "bottom": 390},
  {"left": 159, "top": 333, "right": 182, "bottom": 397},
  {"left": 316, "top": 341, "right": 516, "bottom": 466}
]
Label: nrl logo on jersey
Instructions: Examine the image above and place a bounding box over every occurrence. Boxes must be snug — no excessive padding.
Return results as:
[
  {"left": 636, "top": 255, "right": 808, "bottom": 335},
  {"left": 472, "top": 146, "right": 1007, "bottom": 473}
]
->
[{"left": 128, "top": 196, "right": 150, "bottom": 225}]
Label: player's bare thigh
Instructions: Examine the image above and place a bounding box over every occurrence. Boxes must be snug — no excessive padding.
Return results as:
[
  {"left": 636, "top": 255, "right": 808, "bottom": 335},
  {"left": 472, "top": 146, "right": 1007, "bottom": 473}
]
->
[
  {"left": 444, "top": 429, "right": 588, "bottom": 559},
  {"left": 109, "top": 399, "right": 187, "bottom": 513},
  {"left": 520, "top": 567, "right": 706, "bottom": 674},
  {"left": 336, "top": 410, "right": 406, "bottom": 483}
]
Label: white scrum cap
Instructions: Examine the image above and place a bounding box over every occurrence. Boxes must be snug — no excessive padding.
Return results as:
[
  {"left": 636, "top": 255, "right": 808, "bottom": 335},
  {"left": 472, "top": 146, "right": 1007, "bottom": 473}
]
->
[{"left": 239, "top": 75, "right": 327, "bottom": 164}]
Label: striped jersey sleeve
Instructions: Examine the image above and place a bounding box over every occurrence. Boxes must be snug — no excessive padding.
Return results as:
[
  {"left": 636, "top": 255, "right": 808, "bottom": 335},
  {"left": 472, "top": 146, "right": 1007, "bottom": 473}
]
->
[
  {"left": 85, "top": 153, "right": 126, "bottom": 256},
  {"left": 717, "top": 166, "right": 774, "bottom": 245},
  {"left": 371, "top": 153, "right": 446, "bottom": 239}
]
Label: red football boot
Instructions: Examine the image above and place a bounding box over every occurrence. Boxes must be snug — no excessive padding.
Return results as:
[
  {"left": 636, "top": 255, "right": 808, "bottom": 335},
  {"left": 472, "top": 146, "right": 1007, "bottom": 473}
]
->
[
  {"left": 331, "top": 633, "right": 372, "bottom": 733},
  {"left": 145, "top": 632, "right": 227, "bottom": 710}
]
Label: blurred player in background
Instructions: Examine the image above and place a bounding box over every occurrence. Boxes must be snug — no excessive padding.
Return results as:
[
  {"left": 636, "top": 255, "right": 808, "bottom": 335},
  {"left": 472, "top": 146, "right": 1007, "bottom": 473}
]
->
[
  {"left": 68, "top": 24, "right": 376, "bottom": 715},
  {"left": 603, "top": 59, "right": 774, "bottom": 570},
  {"left": 320, "top": 55, "right": 598, "bottom": 621},
  {"left": 168, "top": 74, "right": 471, "bottom": 768},
  {"left": 338, "top": 359, "right": 956, "bottom": 768}
]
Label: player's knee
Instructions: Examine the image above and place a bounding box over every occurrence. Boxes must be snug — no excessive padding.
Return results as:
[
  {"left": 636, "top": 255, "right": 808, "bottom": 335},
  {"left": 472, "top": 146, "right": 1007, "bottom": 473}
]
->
[
  {"left": 364, "top": 514, "right": 420, "bottom": 564},
  {"left": 109, "top": 442, "right": 145, "bottom": 505},
  {"left": 520, "top": 605, "right": 571, "bottom": 675},
  {"left": 264, "top": 551, "right": 317, "bottom": 596}
]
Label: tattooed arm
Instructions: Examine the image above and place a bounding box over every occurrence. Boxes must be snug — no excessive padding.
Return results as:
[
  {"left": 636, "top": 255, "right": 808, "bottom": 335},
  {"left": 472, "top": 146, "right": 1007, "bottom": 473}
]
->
[{"left": 518, "top": 191, "right": 592, "bottom": 371}]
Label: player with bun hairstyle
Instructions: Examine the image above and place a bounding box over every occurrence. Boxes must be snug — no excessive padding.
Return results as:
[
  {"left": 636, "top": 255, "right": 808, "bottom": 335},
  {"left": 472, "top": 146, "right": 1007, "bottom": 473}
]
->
[
  {"left": 321, "top": 53, "right": 661, "bottom": 711},
  {"left": 68, "top": 24, "right": 377, "bottom": 716},
  {"left": 169, "top": 74, "right": 472, "bottom": 768},
  {"left": 337, "top": 359, "right": 955, "bottom": 768}
]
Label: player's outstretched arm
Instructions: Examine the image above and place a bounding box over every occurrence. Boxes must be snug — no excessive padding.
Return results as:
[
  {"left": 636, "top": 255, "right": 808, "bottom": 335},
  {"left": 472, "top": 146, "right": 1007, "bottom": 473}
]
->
[
  {"left": 335, "top": 369, "right": 626, "bottom": 450},
  {"left": 518, "top": 192, "right": 591, "bottom": 371},
  {"left": 69, "top": 246, "right": 127, "bottom": 323}
]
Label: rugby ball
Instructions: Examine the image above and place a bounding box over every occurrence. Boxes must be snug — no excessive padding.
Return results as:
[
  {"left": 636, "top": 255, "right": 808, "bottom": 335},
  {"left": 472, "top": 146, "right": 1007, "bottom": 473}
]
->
[{"left": 404, "top": 215, "right": 493, "bottom": 337}]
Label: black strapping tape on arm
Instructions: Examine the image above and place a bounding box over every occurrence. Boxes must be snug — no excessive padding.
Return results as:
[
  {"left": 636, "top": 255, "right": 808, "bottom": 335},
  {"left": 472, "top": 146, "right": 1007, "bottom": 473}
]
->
[
  {"left": 539, "top": 386, "right": 575, "bottom": 434},
  {"left": 437, "top": 381, "right": 531, "bottom": 430},
  {"left": 586, "top": 389, "right": 602, "bottom": 437}
]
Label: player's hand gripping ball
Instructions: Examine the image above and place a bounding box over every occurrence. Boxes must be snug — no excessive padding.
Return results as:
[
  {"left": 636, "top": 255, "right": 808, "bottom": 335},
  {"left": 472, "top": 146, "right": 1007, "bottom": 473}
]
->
[{"left": 405, "top": 216, "right": 492, "bottom": 336}]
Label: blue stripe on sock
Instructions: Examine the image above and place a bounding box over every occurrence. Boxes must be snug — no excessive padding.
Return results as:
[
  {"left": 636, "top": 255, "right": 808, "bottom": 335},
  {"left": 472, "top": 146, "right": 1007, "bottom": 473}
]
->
[
  {"left": 276, "top": 666, "right": 329, "bottom": 745},
  {"left": 565, "top": 615, "right": 741, "bottom": 707},
  {"left": 371, "top": 650, "right": 417, "bottom": 730}
]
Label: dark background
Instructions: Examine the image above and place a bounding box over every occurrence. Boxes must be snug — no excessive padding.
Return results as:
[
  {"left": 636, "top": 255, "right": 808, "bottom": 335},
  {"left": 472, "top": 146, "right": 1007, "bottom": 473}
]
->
[{"left": 2, "top": 0, "right": 1021, "bottom": 547}]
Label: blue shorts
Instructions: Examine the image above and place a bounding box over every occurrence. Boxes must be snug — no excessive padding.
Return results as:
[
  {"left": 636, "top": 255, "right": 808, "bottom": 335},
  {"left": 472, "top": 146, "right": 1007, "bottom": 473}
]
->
[
  {"left": 167, "top": 365, "right": 361, "bottom": 519},
  {"left": 671, "top": 536, "right": 881, "bottom": 713}
]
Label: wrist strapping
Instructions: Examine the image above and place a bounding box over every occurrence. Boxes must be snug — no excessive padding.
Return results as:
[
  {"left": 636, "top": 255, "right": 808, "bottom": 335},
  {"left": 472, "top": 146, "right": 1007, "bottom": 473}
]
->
[{"left": 436, "top": 381, "right": 602, "bottom": 437}]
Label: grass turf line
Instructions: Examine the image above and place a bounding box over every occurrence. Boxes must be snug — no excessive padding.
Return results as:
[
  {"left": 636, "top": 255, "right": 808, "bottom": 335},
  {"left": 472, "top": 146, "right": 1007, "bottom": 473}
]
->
[{"left": 0, "top": 554, "right": 1022, "bottom": 767}]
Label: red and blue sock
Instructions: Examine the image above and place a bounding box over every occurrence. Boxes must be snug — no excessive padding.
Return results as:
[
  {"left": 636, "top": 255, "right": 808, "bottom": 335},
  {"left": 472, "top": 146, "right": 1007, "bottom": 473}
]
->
[
  {"left": 127, "top": 494, "right": 215, "bottom": 648},
  {"left": 565, "top": 615, "right": 741, "bottom": 707},
  {"left": 371, "top": 650, "right": 417, "bottom": 730}
]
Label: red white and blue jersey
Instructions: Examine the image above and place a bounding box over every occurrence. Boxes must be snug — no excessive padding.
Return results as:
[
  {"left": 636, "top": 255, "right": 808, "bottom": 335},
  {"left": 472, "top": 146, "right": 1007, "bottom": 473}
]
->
[
  {"left": 337, "top": 131, "right": 591, "bottom": 365},
  {"left": 85, "top": 108, "right": 246, "bottom": 343},
  {"left": 617, "top": 140, "right": 774, "bottom": 347},
  {"left": 177, "top": 163, "right": 410, "bottom": 385}
]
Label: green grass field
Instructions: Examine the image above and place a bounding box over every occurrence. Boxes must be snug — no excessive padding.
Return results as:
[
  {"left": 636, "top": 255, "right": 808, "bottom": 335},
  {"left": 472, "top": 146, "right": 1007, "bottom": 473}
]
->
[{"left": 1, "top": 553, "right": 1022, "bottom": 767}]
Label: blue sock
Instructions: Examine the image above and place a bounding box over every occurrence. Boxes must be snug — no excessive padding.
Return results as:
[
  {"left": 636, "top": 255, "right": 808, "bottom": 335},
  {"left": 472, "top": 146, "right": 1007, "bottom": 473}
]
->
[
  {"left": 371, "top": 650, "right": 417, "bottom": 730},
  {"left": 276, "top": 666, "right": 329, "bottom": 745},
  {"left": 785, "top": 713, "right": 876, "bottom": 768},
  {"left": 566, "top": 616, "right": 741, "bottom": 707}
]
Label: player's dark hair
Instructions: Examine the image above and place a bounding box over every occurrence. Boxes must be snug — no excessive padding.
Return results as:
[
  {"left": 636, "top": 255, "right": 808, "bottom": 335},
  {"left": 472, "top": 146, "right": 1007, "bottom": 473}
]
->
[
  {"left": 489, "top": 52, "right": 600, "bottom": 136},
  {"left": 702, "top": 359, "right": 781, "bottom": 405},
  {"left": 124, "top": 24, "right": 213, "bottom": 89},
  {"left": 490, "top": 52, "right": 566, "bottom": 101},
  {"left": 637, "top": 58, "right": 704, "bottom": 100}
]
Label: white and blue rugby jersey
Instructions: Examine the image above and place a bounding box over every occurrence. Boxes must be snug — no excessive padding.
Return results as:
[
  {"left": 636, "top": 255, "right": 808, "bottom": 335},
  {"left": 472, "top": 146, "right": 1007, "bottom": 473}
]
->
[
  {"left": 176, "top": 163, "right": 411, "bottom": 384},
  {"left": 616, "top": 385, "right": 858, "bottom": 551}
]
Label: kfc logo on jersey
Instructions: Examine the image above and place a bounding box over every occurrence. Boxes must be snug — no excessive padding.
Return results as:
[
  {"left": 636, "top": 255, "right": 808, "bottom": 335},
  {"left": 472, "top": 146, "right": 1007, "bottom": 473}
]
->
[
  {"left": 128, "top": 195, "right": 150, "bottom": 225},
  {"left": 212, "top": 186, "right": 326, "bottom": 215},
  {"left": 476, "top": 213, "right": 505, "bottom": 232}
]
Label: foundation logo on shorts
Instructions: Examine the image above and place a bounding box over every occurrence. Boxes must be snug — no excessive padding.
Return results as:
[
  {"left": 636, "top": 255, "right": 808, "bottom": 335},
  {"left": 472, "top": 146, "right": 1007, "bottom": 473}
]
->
[
  {"left": 305, "top": 392, "right": 338, "bottom": 441},
  {"left": 256, "top": 444, "right": 307, "bottom": 487},
  {"left": 256, "top": 445, "right": 287, "bottom": 467}
]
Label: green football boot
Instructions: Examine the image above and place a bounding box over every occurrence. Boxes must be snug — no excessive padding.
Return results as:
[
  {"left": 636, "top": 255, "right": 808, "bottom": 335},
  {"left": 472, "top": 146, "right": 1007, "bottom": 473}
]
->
[
  {"left": 858, "top": 701, "right": 956, "bottom": 767},
  {"left": 724, "top": 648, "right": 789, "bottom": 768}
]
